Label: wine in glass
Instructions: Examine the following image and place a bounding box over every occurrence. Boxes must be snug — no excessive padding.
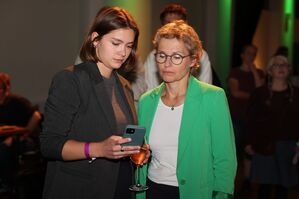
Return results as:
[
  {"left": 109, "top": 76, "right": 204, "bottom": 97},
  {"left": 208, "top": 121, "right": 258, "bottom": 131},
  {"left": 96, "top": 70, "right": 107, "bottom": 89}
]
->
[{"left": 129, "top": 145, "right": 149, "bottom": 192}]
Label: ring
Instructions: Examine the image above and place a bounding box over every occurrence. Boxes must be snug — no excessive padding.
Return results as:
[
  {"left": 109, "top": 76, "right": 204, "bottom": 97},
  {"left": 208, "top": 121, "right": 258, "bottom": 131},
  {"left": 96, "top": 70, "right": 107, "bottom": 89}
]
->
[{"left": 120, "top": 146, "right": 124, "bottom": 152}]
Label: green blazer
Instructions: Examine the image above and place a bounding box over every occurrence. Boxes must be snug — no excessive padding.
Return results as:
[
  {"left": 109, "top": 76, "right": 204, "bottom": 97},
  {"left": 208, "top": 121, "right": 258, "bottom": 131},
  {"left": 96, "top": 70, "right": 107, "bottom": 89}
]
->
[{"left": 137, "top": 76, "right": 237, "bottom": 199}]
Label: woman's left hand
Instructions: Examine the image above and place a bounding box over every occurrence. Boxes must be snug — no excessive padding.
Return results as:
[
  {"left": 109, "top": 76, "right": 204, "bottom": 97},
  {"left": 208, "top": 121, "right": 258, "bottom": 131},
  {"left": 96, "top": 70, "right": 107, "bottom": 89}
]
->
[{"left": 140, "top": 144, "right": 151, "bottom": 166}]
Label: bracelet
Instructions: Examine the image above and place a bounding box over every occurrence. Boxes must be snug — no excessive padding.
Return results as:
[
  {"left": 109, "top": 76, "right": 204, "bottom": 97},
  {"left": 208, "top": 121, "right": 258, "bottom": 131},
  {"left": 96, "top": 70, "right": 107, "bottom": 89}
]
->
[
  {"left": 84, "top": 142, "right": 96, "bottom": 163},
  {"left": 84, "top": 142, "right": 91, "bottom": 159}
]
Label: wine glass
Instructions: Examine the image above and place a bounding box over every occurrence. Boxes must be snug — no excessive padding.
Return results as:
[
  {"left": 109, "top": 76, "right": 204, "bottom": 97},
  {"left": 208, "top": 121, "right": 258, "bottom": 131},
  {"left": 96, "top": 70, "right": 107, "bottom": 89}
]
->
[{"left": 129, "top": 145, "right": 149, "bottom": 192}]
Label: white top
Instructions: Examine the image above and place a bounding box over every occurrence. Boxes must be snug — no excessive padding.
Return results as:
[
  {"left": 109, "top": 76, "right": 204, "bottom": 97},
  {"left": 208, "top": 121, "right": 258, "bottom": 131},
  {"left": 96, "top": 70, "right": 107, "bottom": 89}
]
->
[
  {"left": 144, "top": 49, "right": 213, "bottom": 91},
  {"left": 148, "top": 98, "right": 184, "bottom": 186}
]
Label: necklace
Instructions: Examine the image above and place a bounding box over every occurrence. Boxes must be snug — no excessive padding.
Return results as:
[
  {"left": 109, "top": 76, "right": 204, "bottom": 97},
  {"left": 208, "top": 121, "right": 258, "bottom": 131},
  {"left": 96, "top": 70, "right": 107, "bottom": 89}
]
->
[
  {"left": 164, "top": 98, "right": 184, "bottom": 111},
  {"left": 161, "top": 89, "right": 186, "bottom": 111}
]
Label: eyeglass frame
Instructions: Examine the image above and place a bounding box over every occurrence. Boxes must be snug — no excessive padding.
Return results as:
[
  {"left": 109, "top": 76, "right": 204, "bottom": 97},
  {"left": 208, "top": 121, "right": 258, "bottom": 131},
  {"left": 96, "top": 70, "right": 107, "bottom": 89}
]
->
[
  {"left": 271, "top": 63, "right": 290, "bottom": 69},
  {"left": 154, "top": 52, "right": 191, "bottom": 65}
]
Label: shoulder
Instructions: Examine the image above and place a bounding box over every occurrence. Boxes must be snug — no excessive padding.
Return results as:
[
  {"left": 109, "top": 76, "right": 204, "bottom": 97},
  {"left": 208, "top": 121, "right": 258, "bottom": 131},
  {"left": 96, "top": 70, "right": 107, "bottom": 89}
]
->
[
  {"left": 51, "top": 68, "right": 78, "bottom": 90},
  {"left": 7, "top": 94, "right": 32, "bottom": 106},
  {"left": 139, "top": 84, "right": 162, "bottom": 103},
  {"left": 188, "top": 77, "right": 228, "bottom": 106},
  {"left": 53, "top": 62, "right": 97, "bottom": 84},
  {"left": 49, "top": 65, "right": 88, "bottom": 96},
  {"left": 53, "top": 66, "right": 76, "bottom": 80},
  {"left": 200, "top": 49, "right": 209, "bottom": 61},
  {"left": 191, "top": 77, "right": 224, "bottom": 94},
  {"left": 144, "top": 50, "right": 156, "bottom": 64},
  {"left": 139, "top": 88, "right": 156, "bottom": 102}
]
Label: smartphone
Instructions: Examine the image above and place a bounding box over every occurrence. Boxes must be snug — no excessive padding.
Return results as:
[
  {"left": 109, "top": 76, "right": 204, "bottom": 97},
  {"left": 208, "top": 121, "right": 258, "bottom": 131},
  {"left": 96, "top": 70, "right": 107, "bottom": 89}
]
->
[{"left": 121, "top": 125, "right": 146, "bottom": 146}]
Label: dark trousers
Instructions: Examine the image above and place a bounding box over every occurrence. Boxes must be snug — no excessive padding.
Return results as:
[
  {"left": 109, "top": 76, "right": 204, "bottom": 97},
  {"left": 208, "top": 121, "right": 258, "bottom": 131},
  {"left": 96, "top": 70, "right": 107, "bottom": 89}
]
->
[
  {"left": 258, "top": 184, "right": 288, "bottom": 199},
  {"left": 146, "top": 179, "right": 179, "bottom": 199}
]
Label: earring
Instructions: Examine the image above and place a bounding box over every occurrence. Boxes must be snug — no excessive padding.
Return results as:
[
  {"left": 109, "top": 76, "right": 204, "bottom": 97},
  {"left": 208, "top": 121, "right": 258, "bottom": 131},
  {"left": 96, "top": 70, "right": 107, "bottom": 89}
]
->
[{"left": 92, "top": 41, "right": 98, "bottom": 48}]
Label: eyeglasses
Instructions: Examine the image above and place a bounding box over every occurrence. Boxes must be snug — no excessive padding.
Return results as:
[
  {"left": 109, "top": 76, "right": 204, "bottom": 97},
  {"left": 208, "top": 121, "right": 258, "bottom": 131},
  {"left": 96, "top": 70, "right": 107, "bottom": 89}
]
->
[
  {"left": 271, "top": 63, "right": 289, "bottom": 69},
  {"left": 154, "top": 52, "right": 191, "bottom": 65}
]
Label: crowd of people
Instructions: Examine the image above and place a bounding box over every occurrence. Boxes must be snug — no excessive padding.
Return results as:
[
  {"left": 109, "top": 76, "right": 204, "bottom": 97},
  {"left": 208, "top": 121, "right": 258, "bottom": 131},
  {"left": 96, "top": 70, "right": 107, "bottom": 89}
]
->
[{"left": 1, "top": 3, "right": 299, "bottom": 199}]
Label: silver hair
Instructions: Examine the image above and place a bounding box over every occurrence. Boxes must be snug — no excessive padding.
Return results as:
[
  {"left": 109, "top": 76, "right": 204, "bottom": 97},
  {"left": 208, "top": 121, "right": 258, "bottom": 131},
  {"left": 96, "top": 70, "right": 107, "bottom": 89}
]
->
[{"left": 267, "top": 55, "right": 289, "bottom": 71}]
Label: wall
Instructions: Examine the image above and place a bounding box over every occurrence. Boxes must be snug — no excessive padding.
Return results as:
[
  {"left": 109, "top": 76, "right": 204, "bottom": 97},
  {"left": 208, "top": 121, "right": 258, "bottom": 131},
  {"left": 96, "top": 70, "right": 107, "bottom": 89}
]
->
[
  {"left": 253, "top": 0, "right": 297, "bottom": 69},
  {"left": 0, "top": 0, "right": 83, "bottom": 110},
  {"left": 253, "top": 8, "right": 282, "bottom": 69}
]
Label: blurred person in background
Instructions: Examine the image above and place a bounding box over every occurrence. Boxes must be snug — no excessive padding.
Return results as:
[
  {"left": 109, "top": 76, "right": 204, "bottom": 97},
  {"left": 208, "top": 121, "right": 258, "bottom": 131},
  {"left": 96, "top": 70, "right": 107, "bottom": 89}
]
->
[
  {"left": 0, "top": 72, "right": 41, "bottom": 194},
  {"left": 227, "top": 44, "right": 265, "bottom": 190},
  {"left": 245, "top": 55, "right": 299, "bottom": 199},
  {"left": 144, "top": 3, "right": 218, "bottom": 91}
]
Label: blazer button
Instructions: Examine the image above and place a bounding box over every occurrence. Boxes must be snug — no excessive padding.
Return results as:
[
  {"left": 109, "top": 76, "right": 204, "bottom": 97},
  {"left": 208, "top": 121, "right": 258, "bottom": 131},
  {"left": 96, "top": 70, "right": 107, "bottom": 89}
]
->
[{"left": 180, "top": 180, "right": 186, "bottom": 185}]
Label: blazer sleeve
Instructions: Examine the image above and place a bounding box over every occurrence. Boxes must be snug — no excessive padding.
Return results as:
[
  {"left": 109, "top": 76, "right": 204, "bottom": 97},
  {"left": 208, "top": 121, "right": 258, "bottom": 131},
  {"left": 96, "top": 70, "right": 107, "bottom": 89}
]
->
[
  {"left": 40, "top": 69, "right": 81, "bottom": 160},
  {"left": 210, "top": 90, "right": 237, "bottom": 194}
]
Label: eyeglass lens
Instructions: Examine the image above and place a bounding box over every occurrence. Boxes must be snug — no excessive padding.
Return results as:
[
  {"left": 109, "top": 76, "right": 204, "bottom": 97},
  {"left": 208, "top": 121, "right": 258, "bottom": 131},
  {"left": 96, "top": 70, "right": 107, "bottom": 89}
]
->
[{"left": 155, "top": 53, "right": 188, "bottom": 65}]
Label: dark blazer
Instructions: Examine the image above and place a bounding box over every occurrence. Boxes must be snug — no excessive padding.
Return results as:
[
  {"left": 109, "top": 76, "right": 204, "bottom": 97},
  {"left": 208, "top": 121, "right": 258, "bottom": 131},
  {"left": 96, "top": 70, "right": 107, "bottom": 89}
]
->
[{"left": 40, "top": 61, "right": 137, "bottom": 199}]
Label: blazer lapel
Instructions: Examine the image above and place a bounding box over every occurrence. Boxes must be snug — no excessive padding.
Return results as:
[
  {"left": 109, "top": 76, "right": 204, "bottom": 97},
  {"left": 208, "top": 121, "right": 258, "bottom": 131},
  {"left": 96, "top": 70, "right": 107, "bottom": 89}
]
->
[{"left": 177, "top": 76, "right": 203, "bottom": 165}]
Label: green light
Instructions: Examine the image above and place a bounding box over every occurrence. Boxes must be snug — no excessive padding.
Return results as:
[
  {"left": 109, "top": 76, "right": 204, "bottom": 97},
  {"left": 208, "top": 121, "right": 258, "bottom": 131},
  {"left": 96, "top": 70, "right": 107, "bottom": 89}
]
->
[
  {"left": 282, "top": 0, "right": 294, "bottom": 65},
  {"left": 105, "top": 0, "right": 138, "bottom": 10},
  {"left": 284, "top": 0, "right": 293, "bottom": 13},
  {"left": 216, "top": 0, "right": 232, "bottom": 90}
]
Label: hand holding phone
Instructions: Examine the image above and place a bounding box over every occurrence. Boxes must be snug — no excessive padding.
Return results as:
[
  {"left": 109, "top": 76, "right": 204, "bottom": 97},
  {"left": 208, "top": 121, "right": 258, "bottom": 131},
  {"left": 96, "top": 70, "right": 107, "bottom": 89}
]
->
[{"left": 121, "top": 125, "right": 146, "bottom": 146}]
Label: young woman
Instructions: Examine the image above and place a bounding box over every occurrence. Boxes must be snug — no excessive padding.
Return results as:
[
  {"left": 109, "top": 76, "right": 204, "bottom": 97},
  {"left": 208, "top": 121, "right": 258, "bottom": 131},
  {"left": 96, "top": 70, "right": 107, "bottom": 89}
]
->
[
  {"left": 245, "top": 55, "right": 299, "bottom": 199},
  {"left": 40, "top": 6, "right": 149, "bottom": 199},
  {"left": 137, "top": 20, "right": 237, "bottom": 199}
]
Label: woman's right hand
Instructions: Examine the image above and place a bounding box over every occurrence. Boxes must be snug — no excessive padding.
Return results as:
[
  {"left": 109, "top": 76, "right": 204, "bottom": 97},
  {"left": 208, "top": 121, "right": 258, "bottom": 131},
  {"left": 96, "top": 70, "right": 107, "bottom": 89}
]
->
[{"left": 90, "top": 135, "right": 140, "bottom": 159}]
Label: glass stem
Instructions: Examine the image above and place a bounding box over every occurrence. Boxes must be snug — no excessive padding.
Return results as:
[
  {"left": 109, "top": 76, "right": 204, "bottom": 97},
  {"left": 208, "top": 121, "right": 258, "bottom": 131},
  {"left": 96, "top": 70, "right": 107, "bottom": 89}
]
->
[{"left": 136, "top": 165, "right": 140, "bottom": 185}]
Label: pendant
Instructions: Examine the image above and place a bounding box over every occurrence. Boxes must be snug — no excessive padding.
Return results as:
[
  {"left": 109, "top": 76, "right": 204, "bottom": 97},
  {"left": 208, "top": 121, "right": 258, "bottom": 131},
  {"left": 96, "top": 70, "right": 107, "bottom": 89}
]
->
[{"left": 171, "top": 106, "right": 174, "bottom": 111}]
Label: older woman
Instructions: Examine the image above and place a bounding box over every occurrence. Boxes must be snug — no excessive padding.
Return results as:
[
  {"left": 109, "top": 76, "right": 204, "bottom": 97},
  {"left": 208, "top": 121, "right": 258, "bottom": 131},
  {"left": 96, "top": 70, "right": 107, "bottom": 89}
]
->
[
  {"left": 137, "top": 20, "right": 237, "bottom": 199},
  {"left": 245, "top": 55, "right": 299, "bottom": 199}
]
